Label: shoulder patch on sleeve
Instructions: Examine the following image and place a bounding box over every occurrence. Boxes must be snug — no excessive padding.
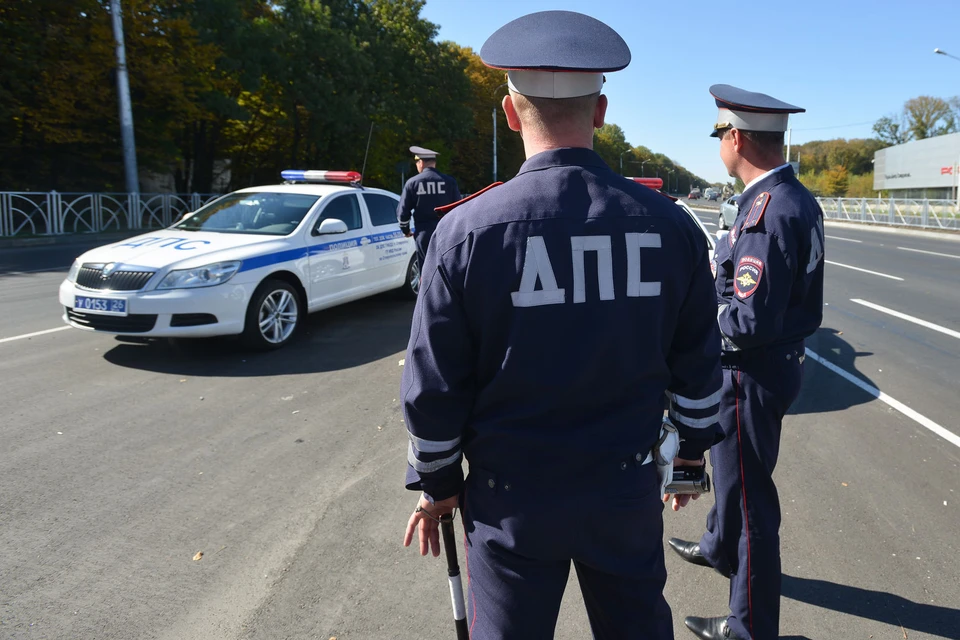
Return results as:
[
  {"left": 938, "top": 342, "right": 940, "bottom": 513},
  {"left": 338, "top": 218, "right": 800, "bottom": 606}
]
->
[
  {"left": 435, "top": 181, "right": 503, "bottom": 216},
  {"left": 742, "top": 192, "right": 770, "bottom": 230},
  {"left": 734, "top": 255, "right": 764, "bottom": 299}
]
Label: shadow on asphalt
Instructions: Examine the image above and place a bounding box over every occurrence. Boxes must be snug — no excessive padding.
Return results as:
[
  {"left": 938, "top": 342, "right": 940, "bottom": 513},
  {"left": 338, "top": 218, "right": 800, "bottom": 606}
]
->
[
  {"left": 788, "top": 327, "right": 877, "bottom": 415},
  {"left": 102, "top": 294, "right": 415, "bottom": 377},
  {"left": 782, "top": 574, "right": 959, "bottom": 638}
]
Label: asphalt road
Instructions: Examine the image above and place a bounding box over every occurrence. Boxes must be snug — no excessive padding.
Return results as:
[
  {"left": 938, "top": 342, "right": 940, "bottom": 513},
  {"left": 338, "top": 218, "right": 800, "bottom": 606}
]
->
[{"left": 1, "top": 218, "right": 958, "bottom": 640}]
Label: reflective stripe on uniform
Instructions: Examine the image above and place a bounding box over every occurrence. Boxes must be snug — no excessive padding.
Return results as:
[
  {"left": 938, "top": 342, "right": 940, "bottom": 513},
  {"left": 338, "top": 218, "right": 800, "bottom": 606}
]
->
[
  {"left": 409, "top": 432, "right": 461, "bottom": 454},
  {"left": 667, "top": 388, "right": 723, "bottom": 410},
  {"left": 669, "top": 407, "right": 720, "bottom": 430},
  {"left": 408, "top": 443, "right": 462, "bottom": 473}
]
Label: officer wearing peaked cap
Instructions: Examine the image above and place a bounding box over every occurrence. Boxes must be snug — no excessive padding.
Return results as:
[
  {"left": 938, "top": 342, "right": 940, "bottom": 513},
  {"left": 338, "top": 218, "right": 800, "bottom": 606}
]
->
[
  {"left": 669, "top": 85, "right": 824, "bottom": 640},
  {"left": 401, "top": 11, "right": 724, "bottom": 639},
  {"left": 396, "top": 146, "right": 461, "bottom": 270}
]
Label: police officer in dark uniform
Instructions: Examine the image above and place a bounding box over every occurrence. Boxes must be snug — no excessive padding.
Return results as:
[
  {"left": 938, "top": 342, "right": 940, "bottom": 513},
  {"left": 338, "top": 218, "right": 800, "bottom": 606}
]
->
[
  {"left": 401, "top": 11, "right": 724, "bottom": 639},
  {"left": 668, "top": 86, "right": 825, "bottom": 640},
  {"left": 397, "top": 146, "right": 461, "bottom": 269}
]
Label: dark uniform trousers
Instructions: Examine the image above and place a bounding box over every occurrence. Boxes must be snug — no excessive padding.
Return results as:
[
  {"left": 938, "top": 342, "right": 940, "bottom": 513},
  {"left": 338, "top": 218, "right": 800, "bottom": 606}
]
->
[
  {"left": 461, "top": 459, "right": 673, "bottom": 640},
  {"left": 699, "top": 345, "right": 804, "bottom": 640},
  {"left": 414, "top": 222, "right": 438, "bottom": 271}
]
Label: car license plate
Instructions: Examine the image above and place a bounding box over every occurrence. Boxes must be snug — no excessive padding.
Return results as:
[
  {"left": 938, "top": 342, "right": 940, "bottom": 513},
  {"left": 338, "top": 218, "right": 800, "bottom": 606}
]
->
[{"left": 74, "top": 295, "right": 128, "bottom": 316}]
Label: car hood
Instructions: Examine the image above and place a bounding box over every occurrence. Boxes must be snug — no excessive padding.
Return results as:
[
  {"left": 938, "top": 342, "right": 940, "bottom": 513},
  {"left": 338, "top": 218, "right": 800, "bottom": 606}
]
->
[{"left": 75, "top": 230, "right": 297, "bottom": 271}]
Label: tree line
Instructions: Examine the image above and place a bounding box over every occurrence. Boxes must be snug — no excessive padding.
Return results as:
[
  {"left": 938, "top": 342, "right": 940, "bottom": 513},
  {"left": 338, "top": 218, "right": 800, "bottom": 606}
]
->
[
  {"left": 0, "top": 0, "right": 712, "bottom": 195},
  {"left": 790, "top": 95, "right": 960, "bottom": 198}
]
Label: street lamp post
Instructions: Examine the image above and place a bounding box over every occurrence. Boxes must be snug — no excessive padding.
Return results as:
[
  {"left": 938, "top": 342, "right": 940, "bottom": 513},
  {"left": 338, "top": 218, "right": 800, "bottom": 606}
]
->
[
  {"left": 620, "top": 150, "right": 631, "bottom": 175},
  {"left": 491, "top": 83, "right": 508, "bottom": 182},
  {"left": 934, "top": 47, "right": 960, "bottom": 62},
  {"left": 110, "top": 0, "right": 139, "bottom": 195},
  {"left": 667, "top": 169, "right": 675, "bottom": 194},
  {"left": 641, "top": 160, "right": 650, "bottom": 177}
]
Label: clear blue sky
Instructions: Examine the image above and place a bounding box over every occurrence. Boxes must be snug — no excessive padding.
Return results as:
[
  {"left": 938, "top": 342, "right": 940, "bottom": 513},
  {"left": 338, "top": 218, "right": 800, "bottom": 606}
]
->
[{"left": 420, "top": 0, "right": 960, "bottom": 184}]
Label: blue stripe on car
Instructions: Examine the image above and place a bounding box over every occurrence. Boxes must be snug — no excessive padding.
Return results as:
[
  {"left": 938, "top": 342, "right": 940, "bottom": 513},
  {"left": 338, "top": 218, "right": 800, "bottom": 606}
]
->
[{"left": 237, "top": 230, "right": 406, "bottom": 273}]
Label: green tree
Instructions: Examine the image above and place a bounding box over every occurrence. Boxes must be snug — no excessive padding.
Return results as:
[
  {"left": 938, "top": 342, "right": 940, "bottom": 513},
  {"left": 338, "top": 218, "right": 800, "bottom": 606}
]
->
[
  {"left": 872, "top": 115, "right": 909, "bottom": 146},
  {"left": 845, "top": 173, "right": 876, "bottom": 198},
  {"left": 904, "top": 95, "right": 957, "bottom": 140},
  {"left": 821, "top": 165, "right": 849, "bottom": 196}
]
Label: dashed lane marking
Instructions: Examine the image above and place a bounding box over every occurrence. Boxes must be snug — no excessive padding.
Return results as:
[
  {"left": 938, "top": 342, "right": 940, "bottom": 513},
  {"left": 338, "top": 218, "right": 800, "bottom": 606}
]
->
[
  {"left": 0, "top": 326, "right": 71, "bottom": 345},
  {"left": 825, "top": 260, "right": 904, "bottom": 281},
  {"left": 850, "top": 298, "right": 960, "bottom": 341},
  {"left": 806, "top": 348, "right": 960, "bottom": 450},
  {"left": 897, "top": 246, "right": 960, "bottom": 260},
  {"left": 825, "top": 235, "right": 862, "bottom": 243}
]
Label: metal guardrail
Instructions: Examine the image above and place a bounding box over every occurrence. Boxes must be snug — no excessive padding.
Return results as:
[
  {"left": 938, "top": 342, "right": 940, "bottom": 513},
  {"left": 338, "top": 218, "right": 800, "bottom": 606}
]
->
[
  {"left": 818, "top": 197, "right": 960, "bottom": 231},
  {"left": 0, "top": 192, "right": 222, "bottom": 237}
]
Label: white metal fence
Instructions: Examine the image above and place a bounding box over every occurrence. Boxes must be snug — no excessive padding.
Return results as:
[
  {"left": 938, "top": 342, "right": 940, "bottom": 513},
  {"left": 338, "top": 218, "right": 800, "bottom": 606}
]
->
[
  {"left": 818, "top": 197, "right": 960, "bottom": 231},
  {"left": 2, "top": 191, "right": 958, "bottom": 237},
  {"left": 0, "top": 192, "right": 222, "bottom": 237}
]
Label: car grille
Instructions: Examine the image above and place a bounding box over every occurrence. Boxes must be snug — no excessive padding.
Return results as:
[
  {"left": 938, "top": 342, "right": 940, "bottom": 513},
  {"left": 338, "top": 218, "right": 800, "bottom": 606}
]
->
[
  {"left": 66, "top": 308, "right": 158, "bottom": 333},
  {"left": 77, "top": 265, "right": 155, "bottom": 291}
]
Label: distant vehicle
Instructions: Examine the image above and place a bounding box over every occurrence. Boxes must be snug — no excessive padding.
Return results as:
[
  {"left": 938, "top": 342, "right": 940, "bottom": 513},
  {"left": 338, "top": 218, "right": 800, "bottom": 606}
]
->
[
  {"left": 704, "top": 188, "right": 720, "bottom": 201},
  {"left": 719, "top": 194, "right": 740, "bottom": 230},
  {"left": 688, "top": 189, "right": 702, "bottom": 200},
  {"left": 59, "top": 170, "right": 418, "bottom": 350}
]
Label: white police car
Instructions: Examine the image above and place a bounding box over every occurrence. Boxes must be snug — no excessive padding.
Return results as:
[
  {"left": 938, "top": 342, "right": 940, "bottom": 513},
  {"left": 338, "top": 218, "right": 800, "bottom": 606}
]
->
[
  {"left": 629, "top": 177, "right": 716, "bottom": 260},
  {"left": 59, "top": 170, "right": 418, "bottom": 349}
]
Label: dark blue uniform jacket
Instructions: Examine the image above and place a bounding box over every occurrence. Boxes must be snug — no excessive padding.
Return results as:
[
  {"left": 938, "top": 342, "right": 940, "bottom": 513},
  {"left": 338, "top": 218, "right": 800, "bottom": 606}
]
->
[
  {"left": 402, "top": 148, "right": 723, "bottom": 501},
  {"left": 396, "top": 167, "right": 461, "bottom": 233},
  {"left": 715, "top": 165, "right": 824, "bottom": 352}
]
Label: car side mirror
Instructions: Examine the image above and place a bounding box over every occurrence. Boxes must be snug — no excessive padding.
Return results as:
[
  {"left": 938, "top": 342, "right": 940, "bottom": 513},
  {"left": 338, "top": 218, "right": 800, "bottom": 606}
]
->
[{"left": 316, "top": 218, "right": 348, "bottom": 235}]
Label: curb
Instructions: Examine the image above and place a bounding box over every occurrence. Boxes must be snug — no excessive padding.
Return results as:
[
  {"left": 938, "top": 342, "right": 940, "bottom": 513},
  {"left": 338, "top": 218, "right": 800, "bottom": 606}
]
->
[{"left": 0, "top": 230, "right": 146, "bottom": 250}]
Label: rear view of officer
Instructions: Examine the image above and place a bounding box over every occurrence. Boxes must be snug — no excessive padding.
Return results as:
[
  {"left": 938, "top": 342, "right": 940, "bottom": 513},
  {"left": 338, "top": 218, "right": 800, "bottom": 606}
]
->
[
  {"left": 401, "top": 11, "right": 724, "bottom": 639},
  {"left": 396, "top": 146, "right": 461, "bottom": 268},
  {"left": 669, "top": 86, "right": 825, "bottom": 640}
]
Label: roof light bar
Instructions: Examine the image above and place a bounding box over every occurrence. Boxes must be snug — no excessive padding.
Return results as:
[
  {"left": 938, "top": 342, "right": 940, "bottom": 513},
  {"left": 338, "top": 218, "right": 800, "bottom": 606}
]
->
[
  {"left": 628, "top": 177, "right": 663, "bottom": 189},
  {"left": 281, "top": 170, "right": 362, "bottom": 184}
]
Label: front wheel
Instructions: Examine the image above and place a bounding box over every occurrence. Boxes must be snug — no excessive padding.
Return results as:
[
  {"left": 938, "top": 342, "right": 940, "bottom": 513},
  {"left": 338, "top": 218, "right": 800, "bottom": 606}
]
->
[
  {"left": 718, "top": 213, "right": 728, "bottom": 230},
  {"left": 397, "top": 254, "right": 420, "bottom": 300},
  {"left": 241, "top": 279, "right": 303, "bottom": 350}
]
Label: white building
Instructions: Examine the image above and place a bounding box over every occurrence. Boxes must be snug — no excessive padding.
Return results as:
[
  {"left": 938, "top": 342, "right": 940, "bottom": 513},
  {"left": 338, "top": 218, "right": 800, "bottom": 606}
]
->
[{"left": 873, "top": 132, "right": 960, "bottom": 199}]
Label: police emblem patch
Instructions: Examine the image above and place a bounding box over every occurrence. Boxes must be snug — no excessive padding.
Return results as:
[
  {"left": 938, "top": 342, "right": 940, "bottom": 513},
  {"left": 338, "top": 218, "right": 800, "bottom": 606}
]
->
[
  {"left": 710, "top": 256, "right": 718, "bottom": 279},
  {"left": 729, "top": 223, "right": 739, "bottom": 248},
  {"left": 734, "top": 255, "right": 763, "bottom": 299}
]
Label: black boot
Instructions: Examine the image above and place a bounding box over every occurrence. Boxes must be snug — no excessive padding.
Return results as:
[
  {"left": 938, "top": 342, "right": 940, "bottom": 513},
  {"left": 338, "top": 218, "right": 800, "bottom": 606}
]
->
[{"left": 684, "top": 616, "right": 745, "bottom": 640}]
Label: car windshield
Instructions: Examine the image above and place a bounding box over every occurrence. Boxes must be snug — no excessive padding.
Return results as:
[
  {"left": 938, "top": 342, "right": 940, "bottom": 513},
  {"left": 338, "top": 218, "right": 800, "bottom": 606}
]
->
[{"left": 174, "top": 192, "right": 321, "bottom": 235}]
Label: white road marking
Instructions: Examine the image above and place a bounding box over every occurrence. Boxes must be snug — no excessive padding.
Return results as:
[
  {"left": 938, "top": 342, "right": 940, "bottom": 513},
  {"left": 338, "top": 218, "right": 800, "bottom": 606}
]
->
[
  {"left": 806, "top": 348, "right": 960, "bottom": 450},
  {"left": 850, "top": 298, "right": 960, "bottom": 341},
  {"left": 897, "top": 246, "right": 960, "bottom": 260},
  {"left": 825, "top": 235, "right": 862, "bottom": 243},
  {"left": 825, "top": 260, "right": 904, "bottom": 281},
  {"left": 702, "top": 221, "right": 717, "bottom": 227},
  {"left": 0, "top": 326, "right": 71, "bottom": 345}
]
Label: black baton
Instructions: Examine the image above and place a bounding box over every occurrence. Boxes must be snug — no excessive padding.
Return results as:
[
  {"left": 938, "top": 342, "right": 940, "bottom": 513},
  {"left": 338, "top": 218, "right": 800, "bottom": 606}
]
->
[{"left": 439, "top": 513, "right": 470, "bottom": 639}]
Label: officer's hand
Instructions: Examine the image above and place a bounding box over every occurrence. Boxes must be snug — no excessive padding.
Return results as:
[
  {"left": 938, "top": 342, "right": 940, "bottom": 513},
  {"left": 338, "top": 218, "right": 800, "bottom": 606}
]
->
[
  {"left": 403, "top": 494, "right": 459, "bottom": 557},
  {"left": 403, "top": 231, "right": 413, "bottom": 238},
  {"left": 664, "top": 457, "right": 705, "bottom": 512}
]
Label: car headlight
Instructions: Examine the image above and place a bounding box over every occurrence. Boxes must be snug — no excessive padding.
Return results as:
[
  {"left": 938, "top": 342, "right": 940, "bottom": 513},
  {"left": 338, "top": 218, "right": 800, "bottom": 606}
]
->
[
  {"left": 66, "top": 260, "right": 81, "bottom": 283},
  {"left": 157, "top": 261, "right": 241, "bottom": 290}
]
